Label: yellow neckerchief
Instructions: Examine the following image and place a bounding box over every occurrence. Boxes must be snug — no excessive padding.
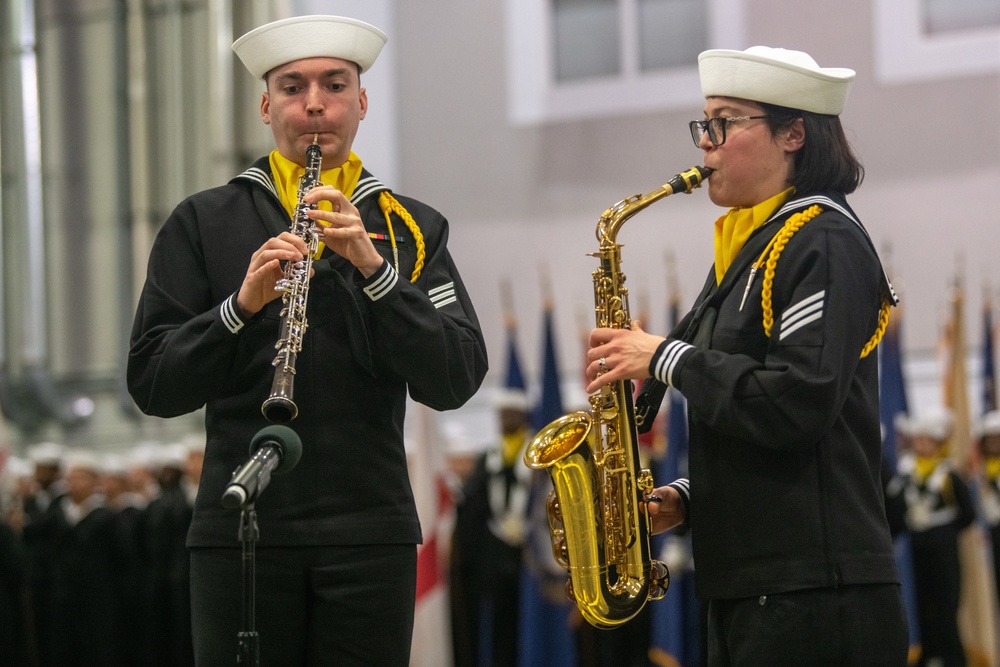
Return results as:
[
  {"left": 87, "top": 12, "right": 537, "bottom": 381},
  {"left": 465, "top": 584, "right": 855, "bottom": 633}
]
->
[
  {"left": 270, "top": 149, "right": 363, "bottom": 256},
  {"left": 914, "top": 454, "right": 946, "bottom": 483},
  {"left": 713, "top": 187, "right": 795, "bottom": 285},
  {"left": 986, "top": 456, "right": 1000, "bottom": 481},
  {"left": 270, "top": 149, "right": 363, "bottom": 218},
  {"left": 501, "top": 428, "right": 528, "bottom": 467}
]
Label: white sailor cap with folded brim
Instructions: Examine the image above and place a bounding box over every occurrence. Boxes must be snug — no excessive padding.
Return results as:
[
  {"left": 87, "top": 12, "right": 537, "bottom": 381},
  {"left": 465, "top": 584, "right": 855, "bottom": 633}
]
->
[
  {"left": 232, "top": 15, "right": 387, "bottom": 80},
  {"left": 698, "top": 46, "right": 855, "bottom": 116}
]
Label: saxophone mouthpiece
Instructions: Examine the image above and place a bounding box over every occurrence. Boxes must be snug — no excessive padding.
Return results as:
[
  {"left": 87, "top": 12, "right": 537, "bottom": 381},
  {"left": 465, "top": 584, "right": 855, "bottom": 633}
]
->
[{"left": 701, "top": 166, "right": 715, "bottom": 177}]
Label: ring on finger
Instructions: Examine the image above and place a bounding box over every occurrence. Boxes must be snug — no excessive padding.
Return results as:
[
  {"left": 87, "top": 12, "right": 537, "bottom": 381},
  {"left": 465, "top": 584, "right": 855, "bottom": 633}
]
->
[{"left": 598, "top": 357, "right": 608, "bottom": 373}]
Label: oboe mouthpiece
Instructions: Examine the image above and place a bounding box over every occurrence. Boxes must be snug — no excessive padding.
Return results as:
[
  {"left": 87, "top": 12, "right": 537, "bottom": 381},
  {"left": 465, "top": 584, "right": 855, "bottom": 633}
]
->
[{"left": 312, "top": 133, "right": 319, "bottom": 144}]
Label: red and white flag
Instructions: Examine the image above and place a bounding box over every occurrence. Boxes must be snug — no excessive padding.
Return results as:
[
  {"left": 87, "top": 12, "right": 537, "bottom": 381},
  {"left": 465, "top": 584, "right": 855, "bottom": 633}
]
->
[{"left": 406, "top": 401, "right": 454, "bottom": 667}]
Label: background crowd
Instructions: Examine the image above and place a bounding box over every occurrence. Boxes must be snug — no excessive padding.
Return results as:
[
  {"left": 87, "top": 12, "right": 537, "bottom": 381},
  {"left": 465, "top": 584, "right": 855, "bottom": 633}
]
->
[{"left": 0, "top": 437, "right": 203, "bottom": 667}]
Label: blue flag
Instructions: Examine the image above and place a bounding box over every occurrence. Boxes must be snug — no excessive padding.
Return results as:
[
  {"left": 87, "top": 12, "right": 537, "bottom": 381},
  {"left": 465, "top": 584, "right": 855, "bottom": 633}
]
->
[
  {"left": 518, "top": 305, "right": 579, "bottom": 667},
  {"left": 877, "top": 310, "right": 920, "bottom": 649},
  {"left": 879, "top": 313, "right": 908, "bottom": 471},
  {"left": 983, "top": 300, "right": 997, "bottom": 415}
]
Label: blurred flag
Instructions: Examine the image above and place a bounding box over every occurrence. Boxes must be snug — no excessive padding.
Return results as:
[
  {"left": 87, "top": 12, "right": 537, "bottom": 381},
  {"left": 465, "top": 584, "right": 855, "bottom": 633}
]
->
[
  {"left": 518, "top": 302, "right": 579, "bottom": 667},
  {"left": 877, "top": 302, "right": 921, "bottom": 655},
  {"left": 648, "top": 272, "right": 700, "bottom": 667},
  {"left": 408, "top": 402, "right": 454, "bottom": 667},
  {"left": 502, "top": 279, "right": 528, "bottom": 400},
  {"left": 880, "top": 305, "right": 909, "bottom": 472},
  {"left": 942, "top": 275, "right": 998, "bottom": 667},
  {"left": 982, "top": 288, "right": 997, "bottom": 415}
]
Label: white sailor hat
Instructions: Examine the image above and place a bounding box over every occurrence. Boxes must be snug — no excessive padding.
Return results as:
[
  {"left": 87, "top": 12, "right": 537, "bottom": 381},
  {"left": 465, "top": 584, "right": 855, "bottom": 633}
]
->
[
  {"left": 900, "top": 408, "right": 954, "bottom": 441},
  {"left": 63, "top": 448, "right": 102, "bottom": 474},
  {"left": 978, "top": 410, "right": 1000, "bottom": 437},
  {"left": 28, "top": 442, "right": 65, "bottom": 467},
  {"left": 232, "top": 15, "right": 387, "bottom": 80},
  {"left": 157, "top": 442, "right": 190, "bottom": 470},
  {"left": 492, "top": 387, "right": 530, "bottom": 412},
  {"left": 698, "top": 46, "right": 855, "bottom": 116},
  {"left": 101, "top": 453, "right": 129, "bottom": 476}
]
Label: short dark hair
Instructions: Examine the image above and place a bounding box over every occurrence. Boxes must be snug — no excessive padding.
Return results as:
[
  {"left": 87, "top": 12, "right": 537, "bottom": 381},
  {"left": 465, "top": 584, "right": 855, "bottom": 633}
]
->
[{"left": 759, "top": 102, "right": 864, "bottom": 195}]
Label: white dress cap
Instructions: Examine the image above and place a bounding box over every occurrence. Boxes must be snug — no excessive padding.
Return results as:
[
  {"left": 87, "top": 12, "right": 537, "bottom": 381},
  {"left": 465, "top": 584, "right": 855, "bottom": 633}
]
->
[
  {"left": 901, "top": 407, "right": 954, "bottom": 441},
  {"left": 233, "top": 15, "right": 387, "bottom": 79},
  {"left": 63, "top": 448, "right": 102, "bottom": 474},
  {"left": 698, "top": 46, "right": 855, "bottom": 115},
  {"left": 978, "top": 410, "right": 1000, "bottom": 437}
]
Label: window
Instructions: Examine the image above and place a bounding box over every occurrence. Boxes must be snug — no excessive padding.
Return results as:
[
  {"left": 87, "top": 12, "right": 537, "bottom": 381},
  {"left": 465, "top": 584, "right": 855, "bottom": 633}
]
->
[
  {"left": 506, "top": 0, "right": 746, "bottom": 125},
  {"left": 923, "top": 0, "right": 1000, "bottom": 34},
  {"left": 874, "top": 0, "right": 1000, "bottom": 84}
]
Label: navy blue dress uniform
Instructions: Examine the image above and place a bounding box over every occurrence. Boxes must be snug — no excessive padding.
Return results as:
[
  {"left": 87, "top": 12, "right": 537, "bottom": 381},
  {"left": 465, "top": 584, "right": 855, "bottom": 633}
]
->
[
  {"left": 886, "top": 410, "right": 975, "bottom": 667},
  {"left": 978, "top": 411, "right": 1000, "bottom": 613},
  {"left": 35, "top": 450, "right": 122, "bottom": 667},
  {"left": 589, "top": 46, "right": 908, "bottom": 666},
  {"left": 451, "top": 392, "right": 532, "bottom": 667},
  {"left": 127, "top": 15, "right": 487, "bottom": 667}
]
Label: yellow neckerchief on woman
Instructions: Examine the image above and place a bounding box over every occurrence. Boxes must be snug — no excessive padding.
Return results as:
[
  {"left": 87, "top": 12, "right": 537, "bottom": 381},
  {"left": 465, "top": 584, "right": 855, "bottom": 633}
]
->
[{"left": 713, "top": 187, "right": 795, "bottom": 285}]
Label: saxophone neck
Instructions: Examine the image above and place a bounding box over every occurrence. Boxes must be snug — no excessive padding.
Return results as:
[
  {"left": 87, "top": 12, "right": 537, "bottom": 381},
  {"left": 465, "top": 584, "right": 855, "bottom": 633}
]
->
[{"left": 596, "top": 166, "right": 712, "bottom": 246}]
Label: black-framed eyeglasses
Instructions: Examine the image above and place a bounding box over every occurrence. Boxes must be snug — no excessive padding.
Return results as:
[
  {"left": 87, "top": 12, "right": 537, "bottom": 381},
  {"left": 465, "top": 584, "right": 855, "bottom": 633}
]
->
[{"left": 689, "top": 116, "right": 770, "bottom": 148}]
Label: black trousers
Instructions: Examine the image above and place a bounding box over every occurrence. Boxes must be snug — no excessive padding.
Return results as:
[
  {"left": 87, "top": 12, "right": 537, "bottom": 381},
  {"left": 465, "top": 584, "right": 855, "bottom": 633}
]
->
[
  {"left": 706, "top": 583, "right": 908, "bottom": 667},
  {"left": 190, "top": 544, "right": 417, "bottom": 667}
]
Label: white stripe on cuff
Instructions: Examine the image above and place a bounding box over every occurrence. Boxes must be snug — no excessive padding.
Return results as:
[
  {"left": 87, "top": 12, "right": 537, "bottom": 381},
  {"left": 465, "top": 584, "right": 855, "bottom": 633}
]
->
[
  {"left": 221, "top": 294, "right": 245, "bottom": 334},
  {"left": 668, "top": 478, "right": 690, "bottom": 505},
  {"left": 653, "top": 339, "right": 694, "bottom": 388},
  {"left": 363, "top": 263, "right": 398, "bottom": 302}
]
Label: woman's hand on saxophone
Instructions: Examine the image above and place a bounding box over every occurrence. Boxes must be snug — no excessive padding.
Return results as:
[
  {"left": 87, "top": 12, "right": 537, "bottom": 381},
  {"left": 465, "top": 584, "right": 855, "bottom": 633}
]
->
[
  {"left": 645, "top": 485, "right": 687, "bottom": 534},
  {"left": 237, "top": 232, "right": 310, "bottom": 317},
  {"left": 585, "top": 321, "right": 665, "bottom": 394},
  {"left": 304, "top": 186, "right": 385, "bottom": 279}
]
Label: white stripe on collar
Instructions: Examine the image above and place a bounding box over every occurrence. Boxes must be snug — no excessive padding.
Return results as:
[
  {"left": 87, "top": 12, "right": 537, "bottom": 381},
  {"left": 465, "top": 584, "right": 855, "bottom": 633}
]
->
[{"left": 235, "top": 166, "right": 389, "bottom": 207}]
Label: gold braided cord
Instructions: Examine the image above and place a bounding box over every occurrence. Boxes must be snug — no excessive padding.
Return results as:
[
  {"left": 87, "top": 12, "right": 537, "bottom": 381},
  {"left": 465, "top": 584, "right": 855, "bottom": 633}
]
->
[
  {"left": 761, "top": 205, "right": 823, "bottom": 337},
  {"left": 760, "top": 203, "right": 890, "bottom": 359},
  {"left": 378, "top": 191, "right": 425, "bottom": 282},
  {"left": 860, "top": 301, "right": 891, "bottom": 358}
]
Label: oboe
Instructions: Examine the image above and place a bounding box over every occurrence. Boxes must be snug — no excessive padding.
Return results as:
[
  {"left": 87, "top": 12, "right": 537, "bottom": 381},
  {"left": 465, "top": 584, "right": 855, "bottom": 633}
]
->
[{"left": 262, "top": 135, "right": 323, "bottom": 423}]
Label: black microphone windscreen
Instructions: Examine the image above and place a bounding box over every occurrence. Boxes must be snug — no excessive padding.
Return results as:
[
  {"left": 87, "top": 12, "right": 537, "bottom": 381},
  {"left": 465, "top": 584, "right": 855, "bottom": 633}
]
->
[{"left": 249, "top": 425, "right": 303, "bottom": 474}]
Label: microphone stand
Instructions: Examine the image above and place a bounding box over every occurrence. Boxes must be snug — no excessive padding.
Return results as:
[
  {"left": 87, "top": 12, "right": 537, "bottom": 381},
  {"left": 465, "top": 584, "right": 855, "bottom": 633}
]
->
[{"left": 237, "top": 501, "right": 260, "bottom": 666}]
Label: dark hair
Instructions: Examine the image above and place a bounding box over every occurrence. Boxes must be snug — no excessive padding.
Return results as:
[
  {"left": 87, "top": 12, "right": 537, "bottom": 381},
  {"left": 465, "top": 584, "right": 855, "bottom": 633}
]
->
[{"left": 759, "top": 102, "right": 864, "bottom": 195}]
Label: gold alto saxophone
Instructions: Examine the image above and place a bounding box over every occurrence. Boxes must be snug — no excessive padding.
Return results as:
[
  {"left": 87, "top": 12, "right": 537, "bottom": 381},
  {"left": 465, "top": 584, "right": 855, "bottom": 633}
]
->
[
  {"left": 524, "top": 165, "right": 712, "bottom": 628},
  {"left": 262, "top": 136, "right": 324, "bottom": 423}
]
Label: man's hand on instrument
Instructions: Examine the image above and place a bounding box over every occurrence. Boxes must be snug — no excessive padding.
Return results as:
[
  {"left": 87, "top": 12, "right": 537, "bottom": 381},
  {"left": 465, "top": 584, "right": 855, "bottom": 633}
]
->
[
  {"left": 237, "top": 232, "right": 309, "bottom": 317},
  {"left": 304, "top": 186, "right": 385, "bottom": 278}
]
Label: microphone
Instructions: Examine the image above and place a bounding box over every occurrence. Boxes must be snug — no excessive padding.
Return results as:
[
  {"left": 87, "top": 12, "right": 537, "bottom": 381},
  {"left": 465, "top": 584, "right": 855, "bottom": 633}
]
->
[{"left": 221, "top": 425, "right": 303, "bottom": 509}]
